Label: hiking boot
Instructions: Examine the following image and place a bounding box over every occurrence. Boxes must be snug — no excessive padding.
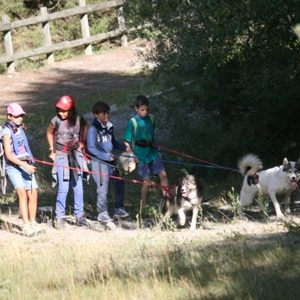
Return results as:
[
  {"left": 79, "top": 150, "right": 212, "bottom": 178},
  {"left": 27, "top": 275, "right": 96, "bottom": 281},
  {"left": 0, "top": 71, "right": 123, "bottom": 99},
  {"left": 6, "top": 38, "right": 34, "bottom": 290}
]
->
[
  {"left": 113, "top": 208, "right": 129, "bottom": 218},
  {"left": 97, "top": 211, "right": 113, "bottom": 223},
  {"left": 76, "top": 216, "right": 89, "bottom": 227},
  {"left": 55, "top": 218, "right": 66, "bottom": 230}
]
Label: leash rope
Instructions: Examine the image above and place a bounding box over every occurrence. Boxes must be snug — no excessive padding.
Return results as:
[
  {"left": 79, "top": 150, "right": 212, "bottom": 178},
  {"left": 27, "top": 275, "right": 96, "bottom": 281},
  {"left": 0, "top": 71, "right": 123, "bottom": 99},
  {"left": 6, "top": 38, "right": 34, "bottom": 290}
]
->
[
  {"left": 33, "top": 158, "right": 171, "bottom": 192},
  {"left": 158, "top": 158, "right": 239, "bottom": 172},
  {"left": 84, "top": 152, "right": 118, "bottom": 169},
  {"left": 152, "top": 143, "right": 238, "bottom": 171},
  {"left": 116, "top": 145, "right": 239, "bottom": 172}
]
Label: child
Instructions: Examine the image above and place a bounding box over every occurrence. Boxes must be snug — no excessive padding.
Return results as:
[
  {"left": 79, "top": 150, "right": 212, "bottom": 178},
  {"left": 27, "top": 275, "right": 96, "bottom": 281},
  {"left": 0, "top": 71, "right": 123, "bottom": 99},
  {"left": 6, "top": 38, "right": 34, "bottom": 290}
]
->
[
  {"left": 86, "top": 101, "right": 129, "bottom": 225},
  {"left": 46, "top": 95, "right": 88, "bottom": 229},
  {"left": 123, "top": 95, "right": 169, "bottom": 205},
  {"left": 1, "top": 103, "right": 41, "bottom": 236}
]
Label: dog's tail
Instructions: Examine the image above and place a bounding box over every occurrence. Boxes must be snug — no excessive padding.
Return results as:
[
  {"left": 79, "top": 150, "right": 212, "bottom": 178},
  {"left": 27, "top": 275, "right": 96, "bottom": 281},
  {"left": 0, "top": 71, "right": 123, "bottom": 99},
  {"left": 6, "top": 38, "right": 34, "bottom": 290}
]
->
[{"left": 238, "top": 154, "right": 263, "bottom": 176}]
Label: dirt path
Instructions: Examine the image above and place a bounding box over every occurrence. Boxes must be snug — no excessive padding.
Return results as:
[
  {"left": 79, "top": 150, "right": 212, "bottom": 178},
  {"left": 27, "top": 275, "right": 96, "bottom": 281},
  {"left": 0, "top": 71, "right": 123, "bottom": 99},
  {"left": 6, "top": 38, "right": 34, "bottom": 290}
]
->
[
  {"left": 0, "top": 41, "right": 147, "bottom": 112},
  {"left": 0, "top": 212, "right": 299, "bottom": 247}
]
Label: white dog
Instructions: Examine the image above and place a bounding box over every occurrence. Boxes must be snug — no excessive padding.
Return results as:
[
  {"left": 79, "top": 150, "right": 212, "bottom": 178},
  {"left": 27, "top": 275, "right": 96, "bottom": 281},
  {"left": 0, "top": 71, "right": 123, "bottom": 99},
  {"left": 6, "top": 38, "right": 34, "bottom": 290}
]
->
[
  {"left": 238, "top": 154, "right": 300, "bottom": 219},
  {"left": 159, "top": 172, "right": 202, "bottom": 230}
]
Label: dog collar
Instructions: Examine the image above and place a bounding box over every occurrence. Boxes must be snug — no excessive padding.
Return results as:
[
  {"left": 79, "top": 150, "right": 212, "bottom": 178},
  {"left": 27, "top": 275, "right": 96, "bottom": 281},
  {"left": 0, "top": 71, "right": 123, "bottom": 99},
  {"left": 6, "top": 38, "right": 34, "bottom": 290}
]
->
[{"left": 247, "top": 173, "right": 259, "bottom": 186}]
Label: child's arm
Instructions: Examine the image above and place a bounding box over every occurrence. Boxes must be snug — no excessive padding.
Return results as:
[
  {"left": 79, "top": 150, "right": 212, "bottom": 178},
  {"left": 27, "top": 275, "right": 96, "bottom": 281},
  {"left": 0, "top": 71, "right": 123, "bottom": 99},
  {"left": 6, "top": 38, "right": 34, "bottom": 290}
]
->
[
  {"left": 79, "top": 116, "right": 88, "bottom": 151},
  {"left": 86, "top": 126, "right": 114, "bottom": 161},
  {"left": 46, "top": 123, "right": 56, "bottom": 161},
  {"left": 3, "top": 133, "right": 36, "bottom": 174},
  {"left": 123, "top": 120, "right": 134, "bottom": 153},
  {"left": 124, "top": 141, "right": 133, "bottom": 153}
]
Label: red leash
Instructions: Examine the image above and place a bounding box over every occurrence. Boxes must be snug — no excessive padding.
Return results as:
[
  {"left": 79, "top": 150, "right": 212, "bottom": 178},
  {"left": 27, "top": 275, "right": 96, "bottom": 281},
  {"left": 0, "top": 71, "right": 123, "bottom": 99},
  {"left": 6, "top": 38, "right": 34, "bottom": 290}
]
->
[
  {"left": 33, "top": 158, "right": 171, "bottom": 192},
  {"left": 34, "top": 158, "right": 142, "bottom": 184},
  {"left": 152, "top": 143, "right": 225, "bottom": 168}
]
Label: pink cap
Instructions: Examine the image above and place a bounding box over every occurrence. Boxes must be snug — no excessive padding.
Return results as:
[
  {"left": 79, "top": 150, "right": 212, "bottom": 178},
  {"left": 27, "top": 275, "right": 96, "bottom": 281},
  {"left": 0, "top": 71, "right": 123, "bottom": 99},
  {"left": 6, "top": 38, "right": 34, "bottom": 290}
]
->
[{"left": 7, "top": 103, "right": 26, "bottom": 116}]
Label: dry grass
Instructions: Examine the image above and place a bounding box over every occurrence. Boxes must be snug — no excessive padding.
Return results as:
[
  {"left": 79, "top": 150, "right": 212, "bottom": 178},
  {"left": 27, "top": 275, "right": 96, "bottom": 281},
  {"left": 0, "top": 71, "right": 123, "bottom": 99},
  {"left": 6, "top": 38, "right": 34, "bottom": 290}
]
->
[{"left": 1, "top": 217, "right": 300, "bottom": 300}]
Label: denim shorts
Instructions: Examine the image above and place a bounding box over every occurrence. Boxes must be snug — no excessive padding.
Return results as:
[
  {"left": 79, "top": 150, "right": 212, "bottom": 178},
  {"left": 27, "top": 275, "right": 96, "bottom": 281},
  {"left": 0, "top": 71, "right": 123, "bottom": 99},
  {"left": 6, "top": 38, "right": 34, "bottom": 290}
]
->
[
  {"left": 137, "top": 158, "right": 166, "bottom": 180},
  {"left": 6, "top": 165, "right": 39, "bottom": 190}
]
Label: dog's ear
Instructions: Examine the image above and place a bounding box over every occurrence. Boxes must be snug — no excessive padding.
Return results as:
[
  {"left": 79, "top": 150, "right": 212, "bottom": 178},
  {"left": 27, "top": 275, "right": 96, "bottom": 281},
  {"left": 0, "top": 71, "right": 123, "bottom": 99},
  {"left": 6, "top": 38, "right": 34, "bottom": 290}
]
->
[{"left": 283, "top": 157, "right": 289, "bottom": 165}]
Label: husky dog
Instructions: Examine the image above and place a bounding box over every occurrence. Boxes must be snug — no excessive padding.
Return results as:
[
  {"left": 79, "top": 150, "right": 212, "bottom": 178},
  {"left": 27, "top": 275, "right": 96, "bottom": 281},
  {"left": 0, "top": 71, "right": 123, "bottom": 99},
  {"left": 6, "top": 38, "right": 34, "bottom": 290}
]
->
[
  {"left": 159, "top": 173, "right": 202, "bottom": 230},
  {"left": 118, "top": 151, "right": 137, "bottom": 175},
  {"left": 238, "top": 154, "right": 300, "bottom": 219}
]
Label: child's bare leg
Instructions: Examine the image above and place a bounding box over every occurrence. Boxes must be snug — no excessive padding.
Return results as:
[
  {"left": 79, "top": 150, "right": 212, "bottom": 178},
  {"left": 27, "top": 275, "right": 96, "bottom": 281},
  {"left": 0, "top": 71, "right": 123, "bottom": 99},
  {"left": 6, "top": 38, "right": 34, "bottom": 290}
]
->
[
  {"left": 16, "top": 188, "right": 29, "bottom": 224},
  {"left": 27, "top": 189, "right": 38, "bottom": 223},
  {"left": 158, "top": 170, "right": 169, "bottom": 197},
  {"left": 141, "top": 180, "right": 151, "bottom": 206}
]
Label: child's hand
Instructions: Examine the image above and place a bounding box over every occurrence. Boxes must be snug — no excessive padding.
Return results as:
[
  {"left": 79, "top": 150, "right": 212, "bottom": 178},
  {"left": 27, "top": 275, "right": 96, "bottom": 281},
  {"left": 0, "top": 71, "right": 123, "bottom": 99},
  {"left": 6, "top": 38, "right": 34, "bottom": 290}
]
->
[
  {"left": 49, "top": 152, "right": 56, "bottom": 161},
  {"left": 79, "top": 142, "right": 86, "bottom": 150},
  {"left": 23, "top": 163, "right": 36, "bottom": 174},
  {"left": 124, "top": 142, "right": 132, "bottom": 153}
]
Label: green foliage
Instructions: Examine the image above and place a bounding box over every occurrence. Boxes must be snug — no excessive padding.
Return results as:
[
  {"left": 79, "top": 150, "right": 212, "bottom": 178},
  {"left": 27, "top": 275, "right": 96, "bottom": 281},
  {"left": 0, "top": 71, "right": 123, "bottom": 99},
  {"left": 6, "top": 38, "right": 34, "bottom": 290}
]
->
[
  {"left": 284, "top": 218, "right": 300, "bottom": 234},
  {"left": 226, "top": 187, "right": 239, "bottom": 218},
  {"left": 123, "top": 0, "right": 154, "bottom": 26},
  {"left": 127, "top": 0, "right": 300, "bottom": 167},
  {"left": 0, "top": 0, "right": 30, "bottom": 18},
  {"left": 89, "top": 10, "right": 118, "bottom": 35}
]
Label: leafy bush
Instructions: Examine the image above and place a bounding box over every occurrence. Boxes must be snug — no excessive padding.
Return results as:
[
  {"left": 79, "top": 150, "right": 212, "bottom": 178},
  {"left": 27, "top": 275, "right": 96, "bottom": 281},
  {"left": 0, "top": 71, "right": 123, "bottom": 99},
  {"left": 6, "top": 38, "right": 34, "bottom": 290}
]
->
[{"left": 126, "top": 0, "right": 300, "bottom": 167}]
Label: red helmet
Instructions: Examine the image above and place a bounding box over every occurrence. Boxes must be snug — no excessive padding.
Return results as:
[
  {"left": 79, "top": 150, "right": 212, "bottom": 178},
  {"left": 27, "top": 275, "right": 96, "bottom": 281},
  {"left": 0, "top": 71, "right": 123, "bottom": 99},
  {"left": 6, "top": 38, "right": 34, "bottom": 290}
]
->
[{"left": 56, "top": 95, "right": 75, "bottom": 110}]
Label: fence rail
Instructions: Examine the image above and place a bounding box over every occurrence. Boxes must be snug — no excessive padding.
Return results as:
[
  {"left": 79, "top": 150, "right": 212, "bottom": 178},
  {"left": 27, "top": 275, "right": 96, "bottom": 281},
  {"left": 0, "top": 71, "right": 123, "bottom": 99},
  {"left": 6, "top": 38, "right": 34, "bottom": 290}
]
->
[{"left": 0, "top": 0, "right": 127, "bottom": 73}]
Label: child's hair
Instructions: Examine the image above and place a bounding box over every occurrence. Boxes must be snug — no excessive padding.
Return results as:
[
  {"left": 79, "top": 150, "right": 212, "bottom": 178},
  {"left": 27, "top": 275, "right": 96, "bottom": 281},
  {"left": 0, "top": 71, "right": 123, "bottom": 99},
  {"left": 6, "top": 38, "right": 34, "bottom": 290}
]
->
[
  {"left": 56, "top": 107, "right": 78, "bottom": 126},
  {"left": 92, "top": 101, "right": 110, "bottom": 114},
  {"left": 135, "top": 95, "right": 149, "bottom": 108}
]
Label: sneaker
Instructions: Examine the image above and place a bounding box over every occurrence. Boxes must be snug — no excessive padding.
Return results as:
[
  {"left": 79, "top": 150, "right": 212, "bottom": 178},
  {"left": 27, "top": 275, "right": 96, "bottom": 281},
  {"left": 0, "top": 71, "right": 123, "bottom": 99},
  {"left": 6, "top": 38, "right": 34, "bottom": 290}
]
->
[
  {"left": 97, "top": 211, "right": 113, "bottom": 223},
  {"left": 30, "top": 221, "right": 46, "bottom": 234},
  {"left": 113, "top": 208, "right": 129, "bottom": 218},
  {"left": 76, "top": 216, "right": 89, "bottom": 227},
  {"left": 106, "top": 221, "right": 116, "bottom": 230},
  {"left": 55, "top": 218, "right": 66, "bottom": 230},
  {"left": 22, "top": 223, "right": 36, "bottom": 237}
]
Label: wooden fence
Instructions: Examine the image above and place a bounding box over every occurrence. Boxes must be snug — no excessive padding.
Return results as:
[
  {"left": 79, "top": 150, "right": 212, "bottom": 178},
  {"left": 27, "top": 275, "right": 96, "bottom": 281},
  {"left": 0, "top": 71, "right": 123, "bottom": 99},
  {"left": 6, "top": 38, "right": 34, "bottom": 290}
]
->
[{"left": 0, "top": 0, "right": 127, "bottom": 73}]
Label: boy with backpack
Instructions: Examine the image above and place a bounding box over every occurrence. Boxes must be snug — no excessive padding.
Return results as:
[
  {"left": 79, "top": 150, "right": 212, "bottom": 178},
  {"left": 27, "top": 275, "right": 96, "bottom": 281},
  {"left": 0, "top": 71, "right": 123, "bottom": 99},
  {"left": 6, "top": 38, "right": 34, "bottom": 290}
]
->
[{"left": 123, "top": 95, "right": 169, "bottom": 206}]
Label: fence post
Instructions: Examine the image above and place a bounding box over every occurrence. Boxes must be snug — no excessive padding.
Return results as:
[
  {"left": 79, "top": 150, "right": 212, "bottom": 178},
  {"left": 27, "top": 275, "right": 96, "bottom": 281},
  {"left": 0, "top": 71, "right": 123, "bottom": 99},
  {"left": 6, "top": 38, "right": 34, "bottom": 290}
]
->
[
  {"left": 2, "top": 15, "right": 15, "bottom": 73},
  {"left": 117, "top": 6, "right": 127, "bottom": 47},
  {"left": 79, "top": 0, "right": 92, "bottom": 55},
  {"left": 40, "top": 7, "right": 55, "bottom": 64}
]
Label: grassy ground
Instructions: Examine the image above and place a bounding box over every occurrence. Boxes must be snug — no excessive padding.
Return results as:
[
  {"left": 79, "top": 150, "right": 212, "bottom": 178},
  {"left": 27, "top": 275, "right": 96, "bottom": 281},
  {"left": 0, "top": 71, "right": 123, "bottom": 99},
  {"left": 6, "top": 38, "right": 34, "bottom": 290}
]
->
[{"left": 0, "top": 225, "right": 300, "bottom": 300}]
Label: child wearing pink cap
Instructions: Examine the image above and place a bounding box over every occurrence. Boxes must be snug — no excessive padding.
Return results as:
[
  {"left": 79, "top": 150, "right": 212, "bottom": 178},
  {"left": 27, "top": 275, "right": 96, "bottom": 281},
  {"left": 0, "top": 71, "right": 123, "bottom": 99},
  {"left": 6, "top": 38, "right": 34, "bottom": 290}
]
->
[{"left": 1, "top": 103, "right": 42, "bottom": 236}]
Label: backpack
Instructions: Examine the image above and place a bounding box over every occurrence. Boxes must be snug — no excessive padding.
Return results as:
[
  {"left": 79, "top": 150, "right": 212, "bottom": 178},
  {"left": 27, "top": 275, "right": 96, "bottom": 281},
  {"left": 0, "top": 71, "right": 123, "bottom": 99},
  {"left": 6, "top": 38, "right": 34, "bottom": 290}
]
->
[
  {"left": 0, "top": 122, "right": 31, "bottom": 195},
  {"left": 130, "top": 114, "right": 154, "bottom": 149}
]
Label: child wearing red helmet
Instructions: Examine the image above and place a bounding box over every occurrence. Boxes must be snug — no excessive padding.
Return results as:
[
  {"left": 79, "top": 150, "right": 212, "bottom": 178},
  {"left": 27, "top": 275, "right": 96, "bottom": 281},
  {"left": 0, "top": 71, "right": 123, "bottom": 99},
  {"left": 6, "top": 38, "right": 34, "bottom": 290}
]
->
[{"left": 46, "top": 95, "right": 89, "bottom": 229}]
